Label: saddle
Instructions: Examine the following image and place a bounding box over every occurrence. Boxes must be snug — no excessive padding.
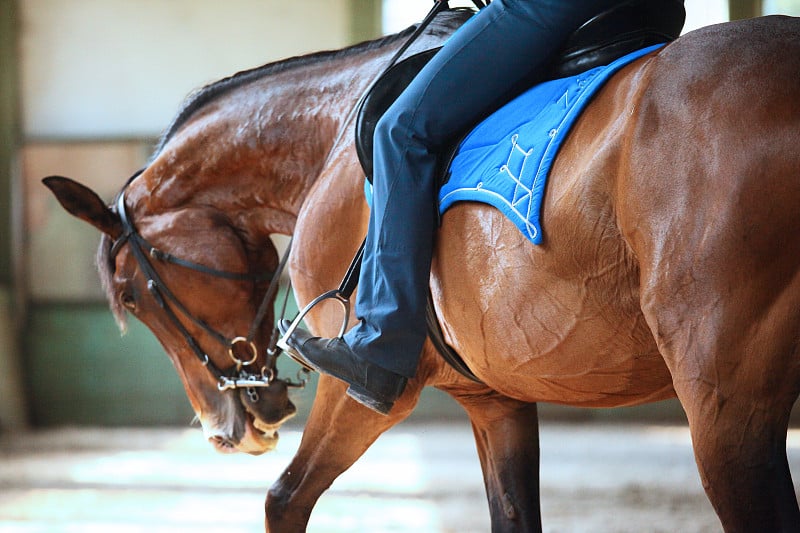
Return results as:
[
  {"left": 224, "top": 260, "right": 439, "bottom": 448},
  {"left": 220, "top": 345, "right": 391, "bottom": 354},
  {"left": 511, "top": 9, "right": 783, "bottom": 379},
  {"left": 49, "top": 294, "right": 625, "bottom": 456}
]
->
[{"left": 355, "top": 0, "right": 686, "bottom": 182}]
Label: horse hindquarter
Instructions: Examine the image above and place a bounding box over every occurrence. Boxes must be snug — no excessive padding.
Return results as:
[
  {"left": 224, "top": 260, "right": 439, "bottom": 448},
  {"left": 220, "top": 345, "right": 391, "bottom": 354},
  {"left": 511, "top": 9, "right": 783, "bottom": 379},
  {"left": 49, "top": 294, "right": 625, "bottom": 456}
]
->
[{"left": 618, "top": 17, "right": 800, "bottom": 530}]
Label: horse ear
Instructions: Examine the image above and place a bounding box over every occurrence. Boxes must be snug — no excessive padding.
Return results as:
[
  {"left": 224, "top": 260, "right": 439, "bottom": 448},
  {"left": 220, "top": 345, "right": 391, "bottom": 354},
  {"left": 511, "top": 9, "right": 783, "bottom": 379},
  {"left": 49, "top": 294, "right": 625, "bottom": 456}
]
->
[{"left": 42, "top": 176, "right": 123, "bottom": 239}]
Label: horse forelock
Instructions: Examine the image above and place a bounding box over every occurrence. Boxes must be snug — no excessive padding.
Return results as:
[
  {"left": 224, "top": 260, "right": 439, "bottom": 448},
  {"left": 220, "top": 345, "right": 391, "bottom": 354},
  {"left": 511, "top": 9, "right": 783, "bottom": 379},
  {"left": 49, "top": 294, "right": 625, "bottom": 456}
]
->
[
  {"left": 151, "top": 8, "right": 474, "bottom": 159},
  {"left": 97, "top": 233, "right": 129, "bottom": 333}
]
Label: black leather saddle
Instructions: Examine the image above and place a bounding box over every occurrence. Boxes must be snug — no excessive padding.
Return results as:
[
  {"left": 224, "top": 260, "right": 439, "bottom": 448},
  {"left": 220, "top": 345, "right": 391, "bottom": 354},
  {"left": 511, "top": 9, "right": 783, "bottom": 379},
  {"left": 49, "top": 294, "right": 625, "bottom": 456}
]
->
[{"left": 355, "top": 0, "right": 686, "bottom": 183}]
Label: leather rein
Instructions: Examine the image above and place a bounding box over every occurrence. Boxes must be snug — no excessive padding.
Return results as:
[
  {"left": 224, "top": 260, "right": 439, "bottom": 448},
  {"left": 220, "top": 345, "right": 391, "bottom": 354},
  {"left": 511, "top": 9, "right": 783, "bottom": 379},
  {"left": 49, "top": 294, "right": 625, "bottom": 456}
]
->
[{"left": 111, "top": 175, "right": 305, "bottom": 398}]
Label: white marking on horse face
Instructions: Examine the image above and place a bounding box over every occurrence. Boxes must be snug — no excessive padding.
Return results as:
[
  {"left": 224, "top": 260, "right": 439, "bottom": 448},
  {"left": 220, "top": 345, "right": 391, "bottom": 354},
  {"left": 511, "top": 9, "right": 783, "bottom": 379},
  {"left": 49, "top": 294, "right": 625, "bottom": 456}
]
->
[
  {"left": 197, "top": 392, "right": 243, "bottom": 451},
  {"left": 196, "top": 391, "right": 281, "bottom": 455}
]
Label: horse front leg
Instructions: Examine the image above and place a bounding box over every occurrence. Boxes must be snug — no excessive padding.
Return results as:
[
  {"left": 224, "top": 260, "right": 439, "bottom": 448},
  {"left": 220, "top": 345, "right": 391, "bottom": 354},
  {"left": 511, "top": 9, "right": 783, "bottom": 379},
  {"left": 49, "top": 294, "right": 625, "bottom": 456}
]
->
[
  {"left": 447, "top": 386, "right": 542, "bottom": 533},
  {"left": 264, "top": 374, "right": 422, "bottom": 532}
]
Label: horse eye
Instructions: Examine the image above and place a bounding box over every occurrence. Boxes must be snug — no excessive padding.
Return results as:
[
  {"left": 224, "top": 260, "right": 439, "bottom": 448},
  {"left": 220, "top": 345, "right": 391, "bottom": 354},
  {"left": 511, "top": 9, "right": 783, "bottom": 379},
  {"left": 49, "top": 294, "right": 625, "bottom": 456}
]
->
[{"left": 119, "top": 292, "right": 136, "bottom": 310}]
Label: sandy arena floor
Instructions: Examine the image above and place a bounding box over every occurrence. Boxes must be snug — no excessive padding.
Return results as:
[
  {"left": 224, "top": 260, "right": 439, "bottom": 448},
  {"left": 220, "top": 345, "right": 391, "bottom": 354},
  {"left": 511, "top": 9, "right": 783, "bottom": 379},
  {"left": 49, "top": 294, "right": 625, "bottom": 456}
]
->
[{"left": 1, "top": 421, "right": 799, "bottom": 532}]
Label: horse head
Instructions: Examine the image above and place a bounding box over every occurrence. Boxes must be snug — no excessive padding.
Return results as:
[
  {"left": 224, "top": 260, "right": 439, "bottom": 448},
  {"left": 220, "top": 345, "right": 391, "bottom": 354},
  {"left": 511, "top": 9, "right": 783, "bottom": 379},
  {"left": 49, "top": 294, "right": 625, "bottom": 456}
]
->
[{"left": 43, "top": 175, "right": 297, "bottom": 455}]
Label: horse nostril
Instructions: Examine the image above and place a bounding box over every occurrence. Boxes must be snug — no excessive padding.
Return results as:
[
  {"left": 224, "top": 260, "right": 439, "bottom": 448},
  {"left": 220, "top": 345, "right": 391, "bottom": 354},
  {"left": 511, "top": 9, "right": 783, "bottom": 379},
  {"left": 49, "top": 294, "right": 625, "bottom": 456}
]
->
[{"left": 210, "top": 435, "right": 237, "bottom": 452}]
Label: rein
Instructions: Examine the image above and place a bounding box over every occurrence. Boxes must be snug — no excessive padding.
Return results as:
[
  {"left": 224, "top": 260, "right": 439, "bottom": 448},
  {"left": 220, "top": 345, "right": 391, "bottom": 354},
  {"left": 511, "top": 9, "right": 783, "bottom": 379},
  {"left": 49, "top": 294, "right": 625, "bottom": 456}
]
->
[
  {"left": 112, "top": 181, "right": 306, "bottom": 396},
  {"left": 279, "top": 0, "right": 467, "bottom": 341},
  {"left": 279, "top": 0, "right": 486, "bottom": 384}
]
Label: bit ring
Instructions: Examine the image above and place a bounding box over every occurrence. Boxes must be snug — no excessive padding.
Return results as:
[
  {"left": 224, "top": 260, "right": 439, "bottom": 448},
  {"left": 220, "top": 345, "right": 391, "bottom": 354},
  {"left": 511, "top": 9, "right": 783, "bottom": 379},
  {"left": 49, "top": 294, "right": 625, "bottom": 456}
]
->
[{"left": 228, "top": 337, "right": 258, "bottom": 367}]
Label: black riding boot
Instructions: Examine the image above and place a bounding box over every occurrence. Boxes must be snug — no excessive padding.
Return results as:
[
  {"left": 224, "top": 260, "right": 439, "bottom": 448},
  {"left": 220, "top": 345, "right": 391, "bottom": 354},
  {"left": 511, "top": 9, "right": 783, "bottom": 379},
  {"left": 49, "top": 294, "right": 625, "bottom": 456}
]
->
[{"left": 278, "top": 320, "right": 407, "bottom": 415}]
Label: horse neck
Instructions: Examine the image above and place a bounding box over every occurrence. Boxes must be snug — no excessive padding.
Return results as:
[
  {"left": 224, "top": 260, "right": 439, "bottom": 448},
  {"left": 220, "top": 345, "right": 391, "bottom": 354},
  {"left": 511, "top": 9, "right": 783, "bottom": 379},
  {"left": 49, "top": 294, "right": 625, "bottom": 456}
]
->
[
  {"left": 125, "top": 9, "right": 471, "bottom": 240},
  {"left": 127, "top": 45, "right": 402, "bottom": 237}
]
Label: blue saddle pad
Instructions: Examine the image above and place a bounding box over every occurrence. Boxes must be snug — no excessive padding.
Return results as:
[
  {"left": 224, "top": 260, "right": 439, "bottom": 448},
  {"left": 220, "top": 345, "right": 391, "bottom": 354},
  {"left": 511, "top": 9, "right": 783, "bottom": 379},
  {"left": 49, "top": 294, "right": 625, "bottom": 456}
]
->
[{"left": 438, "top": 44, "right": 663, "bottom": 244}]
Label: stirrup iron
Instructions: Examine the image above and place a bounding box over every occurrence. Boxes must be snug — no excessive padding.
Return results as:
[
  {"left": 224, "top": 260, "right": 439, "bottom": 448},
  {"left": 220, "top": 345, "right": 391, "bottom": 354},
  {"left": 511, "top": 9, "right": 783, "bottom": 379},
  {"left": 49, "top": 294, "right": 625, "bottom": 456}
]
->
[
  {"left": 277, "top": 238, "right": 365, "bottom": 353},
  {"left": 277, "top": 289, "right": 352, "bottom": 353}
]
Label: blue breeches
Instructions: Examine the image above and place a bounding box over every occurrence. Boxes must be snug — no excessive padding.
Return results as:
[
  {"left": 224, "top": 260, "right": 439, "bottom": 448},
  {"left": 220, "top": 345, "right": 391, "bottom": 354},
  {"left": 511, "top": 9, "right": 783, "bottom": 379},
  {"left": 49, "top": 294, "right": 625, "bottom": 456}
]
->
[{"left": 345, "top": 0, "right": 628, "bottom": 377}]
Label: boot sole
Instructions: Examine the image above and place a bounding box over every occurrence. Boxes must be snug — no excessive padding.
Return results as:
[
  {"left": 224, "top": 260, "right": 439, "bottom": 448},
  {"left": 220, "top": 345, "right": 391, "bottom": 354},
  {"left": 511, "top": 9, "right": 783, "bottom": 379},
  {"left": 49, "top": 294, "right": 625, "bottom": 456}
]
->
[{"left": 346, "top": 384, "right": 393, "bottom": 416}]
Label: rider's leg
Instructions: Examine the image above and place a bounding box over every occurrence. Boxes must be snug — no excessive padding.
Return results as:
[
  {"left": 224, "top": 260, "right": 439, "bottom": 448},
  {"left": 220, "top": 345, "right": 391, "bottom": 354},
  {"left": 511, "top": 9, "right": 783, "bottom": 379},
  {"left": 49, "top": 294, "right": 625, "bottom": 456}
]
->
[{"left": 282, "top": 0, "right": 626, "bottom": 414}]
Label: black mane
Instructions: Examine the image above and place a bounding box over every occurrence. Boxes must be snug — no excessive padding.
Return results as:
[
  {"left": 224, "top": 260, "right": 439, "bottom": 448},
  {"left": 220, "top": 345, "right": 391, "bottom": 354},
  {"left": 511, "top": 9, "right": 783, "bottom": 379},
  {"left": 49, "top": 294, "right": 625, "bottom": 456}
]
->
[{"left": 152, "top": 9, "right": 473, "bottom": 157}]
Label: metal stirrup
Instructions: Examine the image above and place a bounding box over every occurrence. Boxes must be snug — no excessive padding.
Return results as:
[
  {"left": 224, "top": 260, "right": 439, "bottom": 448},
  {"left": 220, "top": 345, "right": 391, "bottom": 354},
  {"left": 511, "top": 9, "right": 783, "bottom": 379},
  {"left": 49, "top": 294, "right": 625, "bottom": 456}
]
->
[{"left": 278, "top": 239, "right": 364, "bottom": 347}]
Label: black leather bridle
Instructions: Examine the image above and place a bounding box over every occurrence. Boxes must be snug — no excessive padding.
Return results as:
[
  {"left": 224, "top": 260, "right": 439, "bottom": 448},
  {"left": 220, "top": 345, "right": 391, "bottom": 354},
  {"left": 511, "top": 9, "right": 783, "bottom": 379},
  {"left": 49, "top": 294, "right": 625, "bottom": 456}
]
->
[{"left": 110, "top": 176, "right": 305, "bottom": 397}]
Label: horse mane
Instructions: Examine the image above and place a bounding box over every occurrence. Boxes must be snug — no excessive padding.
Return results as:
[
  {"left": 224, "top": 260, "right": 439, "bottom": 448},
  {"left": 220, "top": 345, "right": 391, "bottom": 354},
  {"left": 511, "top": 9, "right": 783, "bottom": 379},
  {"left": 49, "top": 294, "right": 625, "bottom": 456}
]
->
[{"left": 151, "top": 8, "right": 474, "bottom": 158}]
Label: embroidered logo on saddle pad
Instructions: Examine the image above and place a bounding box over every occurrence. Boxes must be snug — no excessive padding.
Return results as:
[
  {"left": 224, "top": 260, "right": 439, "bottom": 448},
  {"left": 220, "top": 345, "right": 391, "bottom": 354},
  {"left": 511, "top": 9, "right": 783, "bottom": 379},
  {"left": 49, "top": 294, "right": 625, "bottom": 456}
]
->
[{"left": 438, "top": 44, "right": 663, "bottom": 244}]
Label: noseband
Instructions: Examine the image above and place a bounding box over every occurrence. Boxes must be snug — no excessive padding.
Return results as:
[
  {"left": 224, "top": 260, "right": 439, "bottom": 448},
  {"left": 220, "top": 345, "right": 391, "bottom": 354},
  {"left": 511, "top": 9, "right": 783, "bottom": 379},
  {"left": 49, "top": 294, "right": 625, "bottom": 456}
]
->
[{"left": 111, "top": 177, "right": 306, "bottom": 397}]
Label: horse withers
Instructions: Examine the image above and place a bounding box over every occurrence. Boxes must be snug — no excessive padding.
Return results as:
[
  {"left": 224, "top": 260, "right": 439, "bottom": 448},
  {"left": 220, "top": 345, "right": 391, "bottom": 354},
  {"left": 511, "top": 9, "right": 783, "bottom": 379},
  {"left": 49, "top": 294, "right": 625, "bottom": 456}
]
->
[{"left": 44, "top": 10, "right": 800, "bottom": 533}]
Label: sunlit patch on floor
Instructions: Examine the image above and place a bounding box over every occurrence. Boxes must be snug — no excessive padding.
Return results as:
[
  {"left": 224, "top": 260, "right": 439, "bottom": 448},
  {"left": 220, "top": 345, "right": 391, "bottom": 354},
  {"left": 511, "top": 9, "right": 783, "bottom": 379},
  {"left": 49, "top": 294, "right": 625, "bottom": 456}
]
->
[{"left": 2, "top": 423, "right": 798, "bottom": 532}]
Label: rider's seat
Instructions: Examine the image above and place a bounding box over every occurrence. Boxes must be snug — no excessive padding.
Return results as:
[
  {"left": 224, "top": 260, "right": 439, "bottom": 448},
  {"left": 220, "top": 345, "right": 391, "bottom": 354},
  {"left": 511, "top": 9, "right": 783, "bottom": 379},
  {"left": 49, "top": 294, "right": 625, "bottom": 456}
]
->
[{"left": 355, "top": 0, "right": 686, "bottom": 182}]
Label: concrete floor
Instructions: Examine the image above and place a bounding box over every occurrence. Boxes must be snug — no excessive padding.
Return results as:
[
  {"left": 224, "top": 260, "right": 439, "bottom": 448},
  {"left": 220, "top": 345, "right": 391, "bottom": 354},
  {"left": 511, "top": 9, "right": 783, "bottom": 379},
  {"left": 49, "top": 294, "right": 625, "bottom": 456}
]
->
[{"left": 1, "top": 421, "right": 799, "bottom": 533}]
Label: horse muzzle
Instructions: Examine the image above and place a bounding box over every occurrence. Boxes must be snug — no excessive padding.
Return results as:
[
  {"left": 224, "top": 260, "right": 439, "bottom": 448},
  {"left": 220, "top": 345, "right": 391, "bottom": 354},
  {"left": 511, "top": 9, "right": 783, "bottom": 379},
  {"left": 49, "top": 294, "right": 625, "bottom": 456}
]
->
[{"left": 203, "top": 379, "right": 297, "bottom": 456}]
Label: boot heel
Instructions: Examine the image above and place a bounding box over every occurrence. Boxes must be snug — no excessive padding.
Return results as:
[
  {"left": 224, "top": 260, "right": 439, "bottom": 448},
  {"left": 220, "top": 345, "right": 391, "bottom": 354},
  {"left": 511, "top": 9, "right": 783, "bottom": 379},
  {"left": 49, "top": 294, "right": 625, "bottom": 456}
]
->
[{"left": 346, "top": 384, "right": 393, "bottom": 416}]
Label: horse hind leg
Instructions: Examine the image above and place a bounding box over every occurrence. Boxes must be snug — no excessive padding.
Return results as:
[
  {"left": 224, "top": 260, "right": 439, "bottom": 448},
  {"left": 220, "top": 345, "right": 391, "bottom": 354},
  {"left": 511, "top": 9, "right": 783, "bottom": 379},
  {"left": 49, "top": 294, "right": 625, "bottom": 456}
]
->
[
  {"left": 445, "top": 385, "right": 542, "bottom": 533},
  {"left": 644, "top": 279, "right": 800, "bottom": 532},
  {"left": 686, "top": 393, "right": 799, "bottom": 532},
  {"left": 684, "top": 383, "right": 800, "bottom": 532}
]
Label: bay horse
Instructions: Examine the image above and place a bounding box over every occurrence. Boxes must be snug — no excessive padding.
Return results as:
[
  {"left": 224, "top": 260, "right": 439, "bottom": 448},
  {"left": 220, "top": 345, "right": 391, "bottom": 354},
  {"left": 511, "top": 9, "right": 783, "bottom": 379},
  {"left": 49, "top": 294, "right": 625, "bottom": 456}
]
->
[{"left": 44, "top": 9, "right": 800, "bottom": 532}]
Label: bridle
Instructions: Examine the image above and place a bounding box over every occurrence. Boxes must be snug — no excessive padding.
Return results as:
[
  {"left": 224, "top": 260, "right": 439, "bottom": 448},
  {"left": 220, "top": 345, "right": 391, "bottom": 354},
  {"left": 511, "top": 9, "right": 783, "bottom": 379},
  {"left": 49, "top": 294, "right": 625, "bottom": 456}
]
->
[{"left": 110, "top": 174, "right": 306, "bottom": 399}]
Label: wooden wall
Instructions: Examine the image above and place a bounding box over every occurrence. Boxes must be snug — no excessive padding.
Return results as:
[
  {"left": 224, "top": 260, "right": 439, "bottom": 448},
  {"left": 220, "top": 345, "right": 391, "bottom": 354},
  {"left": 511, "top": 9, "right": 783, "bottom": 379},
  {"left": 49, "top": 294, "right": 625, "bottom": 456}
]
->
[{"left": 0, "top": 0, "right": 28, "bottom": 430}]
